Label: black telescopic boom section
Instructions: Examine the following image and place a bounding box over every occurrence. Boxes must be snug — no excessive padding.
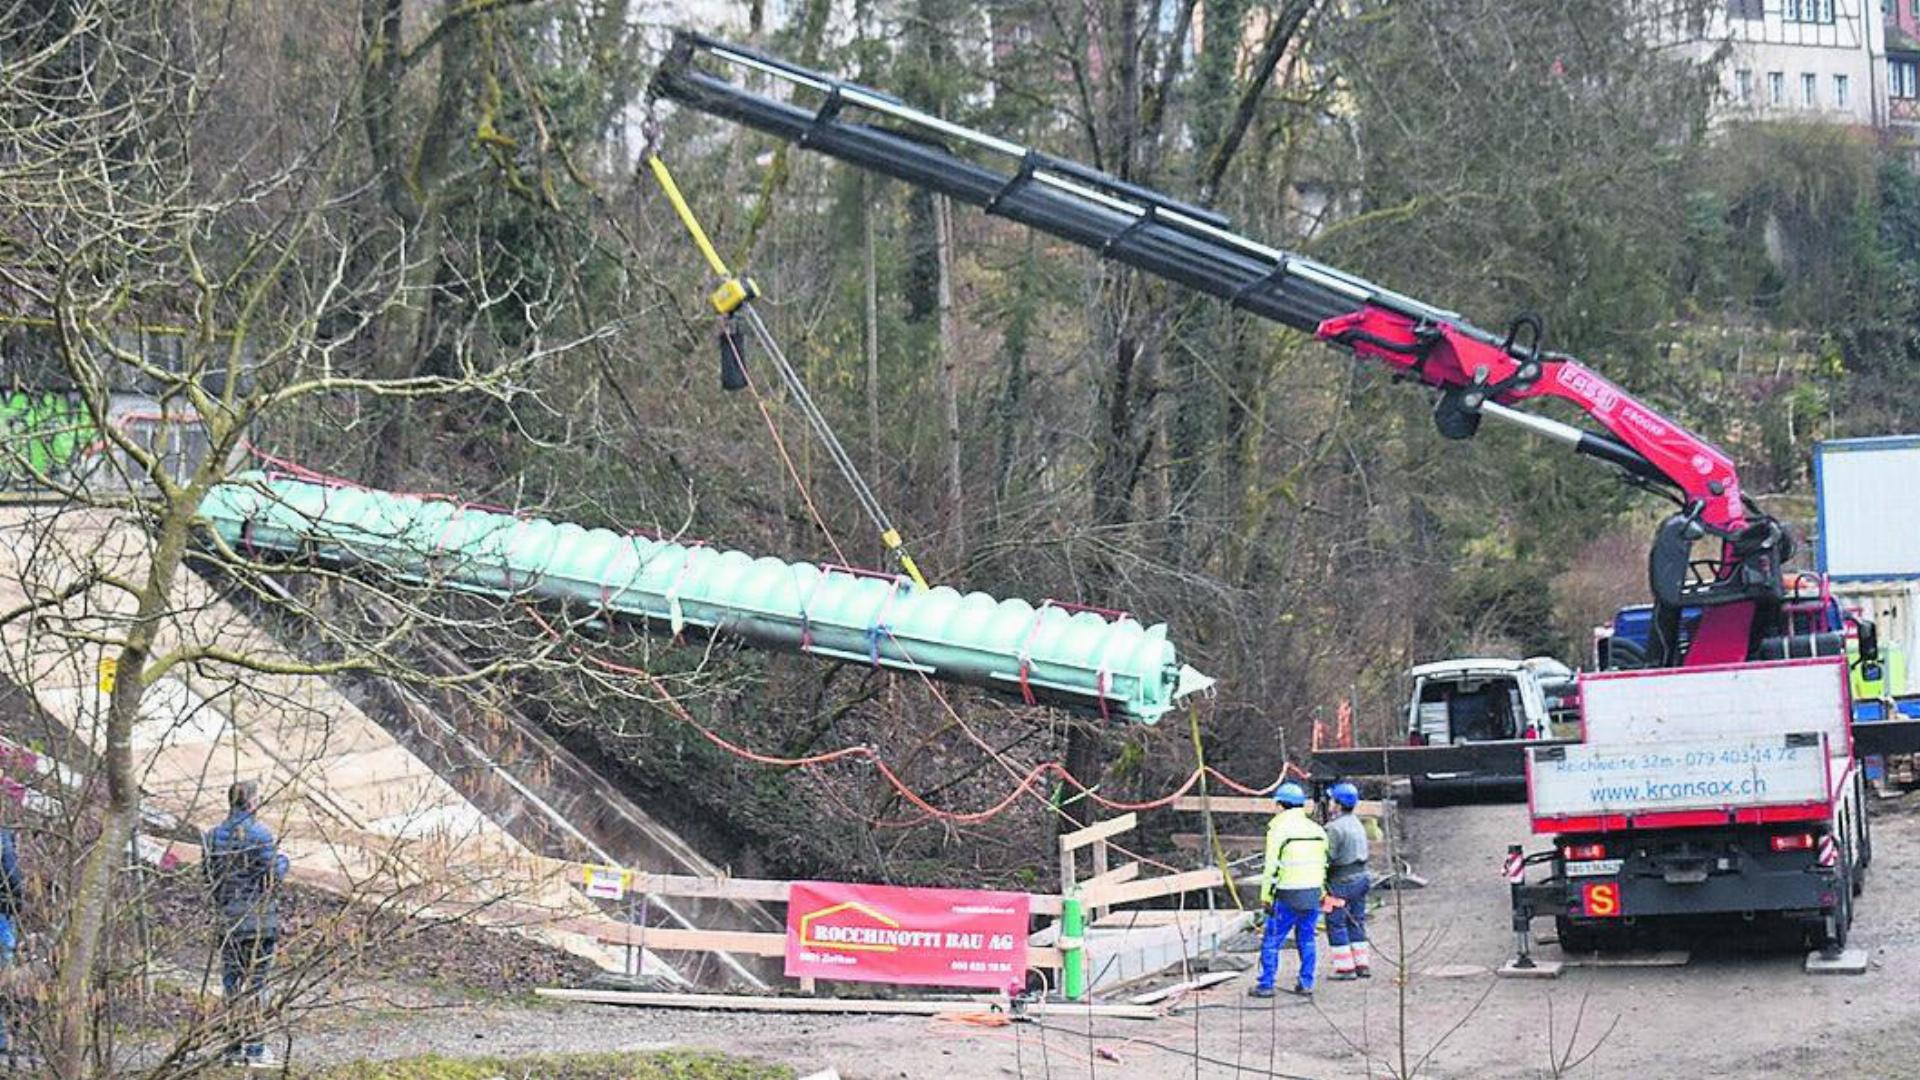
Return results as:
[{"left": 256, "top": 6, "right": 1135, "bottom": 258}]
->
[
  {"left": 652, "top": 33, "right": 1476, "bottom": 340},
  {"left": 652, "top": 32, "right": 1668, "bottom": 489}
]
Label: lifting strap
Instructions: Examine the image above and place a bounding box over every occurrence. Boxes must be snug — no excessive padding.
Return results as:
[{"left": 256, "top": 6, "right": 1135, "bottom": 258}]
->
[{"left": 644, "top": 152, "right": 931, "bottom": 592}]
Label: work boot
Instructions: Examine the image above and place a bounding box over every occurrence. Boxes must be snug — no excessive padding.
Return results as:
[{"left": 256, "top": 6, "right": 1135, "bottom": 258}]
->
[
  {"left": 1356, "top": 966, "right": 1372, "bottom": 979},
  {"left": 1287, "top": 982, "right": 1314, "bottom": 1000},
  {"left": 1330, "top": 969, "right": 1359, "bottom": 981},
  {"left": 1247, "top": 985, "right": 1275, "bottom": 999}
]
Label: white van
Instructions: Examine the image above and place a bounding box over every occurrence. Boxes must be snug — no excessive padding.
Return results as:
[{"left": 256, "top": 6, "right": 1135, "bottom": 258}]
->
[{"left": 1404, "top": 658, "right": 1567, "bottom": 803}]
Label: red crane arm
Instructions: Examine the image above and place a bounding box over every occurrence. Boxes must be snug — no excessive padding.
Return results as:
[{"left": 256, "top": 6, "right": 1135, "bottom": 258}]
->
[{"left": 1318, "top": 305, "right": 1748, "bottom": 534}]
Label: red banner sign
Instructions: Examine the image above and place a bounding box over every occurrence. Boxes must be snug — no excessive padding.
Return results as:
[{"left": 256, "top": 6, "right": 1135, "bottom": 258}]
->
[{"left": 784, "top": 881, "right": 1031, "bottom": 990}]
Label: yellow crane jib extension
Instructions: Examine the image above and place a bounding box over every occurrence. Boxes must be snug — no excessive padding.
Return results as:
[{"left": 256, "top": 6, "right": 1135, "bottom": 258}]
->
[{"left": 644, "top": 152, "right": 930, "bottom": 592}]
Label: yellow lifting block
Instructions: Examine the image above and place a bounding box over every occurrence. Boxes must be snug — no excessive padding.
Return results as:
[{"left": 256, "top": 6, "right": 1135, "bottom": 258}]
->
[{"left": 709, "top": 277, "right": 760, "bottom": 315}]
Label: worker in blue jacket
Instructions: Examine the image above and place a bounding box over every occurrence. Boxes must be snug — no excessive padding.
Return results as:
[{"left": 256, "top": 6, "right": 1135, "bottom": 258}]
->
[
  {"left": 204, "top": 781, "right": 288, "bottom": 1068},
  {"left": 0, "top": 826, "right": 24, "bottom": 1057}
]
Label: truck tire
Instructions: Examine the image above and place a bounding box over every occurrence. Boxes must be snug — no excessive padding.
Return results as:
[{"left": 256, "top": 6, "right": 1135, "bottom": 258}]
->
[
  {"left": 1859, "top": 804, "right": 1874, "bottom": 872},
  {"left": 1554, "top": 916, "right": 1598, "bottom": 955}
]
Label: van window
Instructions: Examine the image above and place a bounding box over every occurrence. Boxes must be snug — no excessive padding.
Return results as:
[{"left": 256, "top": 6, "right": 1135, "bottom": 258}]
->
[{"left": 1421, "top": 678, "right": 1521, "bottom": 741}]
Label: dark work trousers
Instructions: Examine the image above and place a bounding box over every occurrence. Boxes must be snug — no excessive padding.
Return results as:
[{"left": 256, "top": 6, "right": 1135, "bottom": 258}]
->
[{"left": 219, "top": 932, "right": 276, "bottom": 1058}]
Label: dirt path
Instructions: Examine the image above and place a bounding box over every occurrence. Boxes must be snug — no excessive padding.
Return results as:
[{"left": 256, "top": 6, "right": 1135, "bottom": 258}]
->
[{"left": 289, "top": 798, "right": 1920, "bottom": 1078}]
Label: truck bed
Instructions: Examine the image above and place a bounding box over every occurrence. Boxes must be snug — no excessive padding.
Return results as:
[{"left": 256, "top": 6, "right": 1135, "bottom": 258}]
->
[{"left": 1529, "top": 657, "right": 1851, "bottom": 833}]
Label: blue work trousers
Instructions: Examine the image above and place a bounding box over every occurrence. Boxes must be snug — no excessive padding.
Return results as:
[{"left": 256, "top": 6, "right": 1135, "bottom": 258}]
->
[
  {"left": 1326, "top": 876, "right": 1370, "bottom": 947},
  {"left": 1256, "top": 900, "right": 1320, "bottom": 992},
  {"left": 220, "top": 932, "right": 276, "bottom": 1059},
  {"left": 0, "top": 914, "right": 14, "bottom": 1052}
]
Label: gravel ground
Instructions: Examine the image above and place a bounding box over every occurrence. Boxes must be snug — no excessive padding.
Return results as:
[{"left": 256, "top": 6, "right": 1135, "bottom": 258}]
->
[{"left": 139, "top": 795, "right": 1920, "bottom": 1078}]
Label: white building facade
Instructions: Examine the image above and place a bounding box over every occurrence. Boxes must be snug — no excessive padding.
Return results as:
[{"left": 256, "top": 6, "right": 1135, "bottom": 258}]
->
[{"left": 1709, "top": 0, "right": 1888, "bottom": 127}]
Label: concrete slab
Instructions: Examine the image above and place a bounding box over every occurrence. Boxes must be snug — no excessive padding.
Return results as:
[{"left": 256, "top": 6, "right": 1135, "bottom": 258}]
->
[
  {"left": 1496, "top": 960, "right": 1563, "bottom": 979},
  {"left": 1560, "top": 950, "right": 1690, "bottom": 968},
  {"left": 1805, "top": 948, "right": 1870, "bottom": 975}
]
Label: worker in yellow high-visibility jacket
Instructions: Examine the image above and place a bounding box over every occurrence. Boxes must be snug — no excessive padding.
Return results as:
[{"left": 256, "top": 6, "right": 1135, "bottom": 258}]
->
[{"left": 1249, "top": 781, "right": 1327, "bottom": 1000}]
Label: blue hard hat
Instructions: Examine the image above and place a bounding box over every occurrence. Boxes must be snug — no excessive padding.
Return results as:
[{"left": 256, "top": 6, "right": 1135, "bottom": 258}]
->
[
  {"left": 1330, "top": 782, "right": 1361, "bottom": 809},
  {"left": 1272, "top": 781, "right": 1308, "bottom": 807}
]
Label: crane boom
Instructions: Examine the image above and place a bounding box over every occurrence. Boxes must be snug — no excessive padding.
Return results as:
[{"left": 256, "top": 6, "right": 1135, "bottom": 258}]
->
[{"left": 651, "top": 32, "right": 1791, "bottom": 665}]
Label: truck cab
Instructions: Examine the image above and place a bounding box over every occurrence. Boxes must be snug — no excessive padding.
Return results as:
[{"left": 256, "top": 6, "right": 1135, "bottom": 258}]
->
[{"left": 1404, "top": 658, "right": 1564, "bottom": 803}]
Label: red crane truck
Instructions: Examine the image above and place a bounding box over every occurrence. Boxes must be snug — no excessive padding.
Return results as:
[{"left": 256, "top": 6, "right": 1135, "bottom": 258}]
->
[
  {"left": 1511, "top": 655, "right": 1866, "bottom": 957},
  {"left": 648, "top": 34, "right": 1882, "bottom": 952}
]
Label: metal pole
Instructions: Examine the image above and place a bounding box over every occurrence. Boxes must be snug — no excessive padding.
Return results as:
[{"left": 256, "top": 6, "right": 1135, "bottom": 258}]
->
[{"left": 1060, "top": 895, "right": 1086, "bottom": 1001}]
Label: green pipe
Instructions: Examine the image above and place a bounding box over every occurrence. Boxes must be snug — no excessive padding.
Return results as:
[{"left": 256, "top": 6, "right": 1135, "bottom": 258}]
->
[
  {"left": 1060, "top": 894, "right": 1086, "bottom": 1001},
  {"left": 196, "top": 472, "right": 1213, "bottom": 723}
]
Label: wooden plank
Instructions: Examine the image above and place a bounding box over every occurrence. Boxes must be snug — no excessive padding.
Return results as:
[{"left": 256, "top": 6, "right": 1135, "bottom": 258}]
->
[
  {"left": 1170, "top": 833, "right": 1264, "bottom": 853},
  {"left": 1090, "top": 910, "right": 1216, "bottom": 928},
  {"left": 1083, "top": 867, "right": 1224, "bottom": 908},
  {"left": 630, "top": 872, "right": 792, "bottom": 903},
  {"left": 1127, "top": 971, "right": 1240, "bottom": 1005},
  {"left": 594, "top": 926, "right": 786, "bottom": 956},
  {"left": 1169, "top": 796, "right": 1387, "bottom": 817},
  {"left": 1079, "top": 861, "right": 1140, "bottom": 893},
  {"left": 533, "top": 988, "right": 1159, "bottom": 1020},
  {"left": 596, "top": 925, "right": 1063, "bottom": 970},
  {"left": 624, "top": 872, "right": 1062, "bottom": 915},
  {"left": 1058, "top": 812, "right": 1137, "bottom": 854},
  {"left": 1169, "top": 796, "right": 1277, "bottom": 815},
  {"left": 536, "top": 988, "right": 1005, "bottom": 1015}
]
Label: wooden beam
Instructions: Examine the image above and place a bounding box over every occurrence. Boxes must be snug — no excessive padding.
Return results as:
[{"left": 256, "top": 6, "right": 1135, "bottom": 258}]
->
[
  {"left": 1170, "top": 832, "right": 1264, "bottom": 853},
  {"left": 1127, "top": 971, "right": 1239, "bottom": 1005},
  {"left": 1169, "top": 796, "right": 1277, "bottom": 815},
  {"left": 1168, "top": 796, "right": 1386, "bottom": 817},
  {"left": 536, "top": 988, "right": 1002, "bottom": 1015},
  {"left": 616, "top": 872, "right": 1063, "bottom": 915},
  {"left": 1083, "top": 867, "right": 1224, "bottom": 908},
  {"left": 1079, "top": 861, "right": 1141, "bottom": 893},
  {"left": 595, "top": 925, "right": 1062, "bottom": 970},
  {"left": 630, "top": 872, "right": 791, "bottom": 903},
  {"left": 1058, "top": 813, "right": 1137, "bottom": 854},
  {"left": 1090, "top": 909, "right": 1219, "bottom": 928},
  {"left": 533, "top": 987, "right": 1160, "bottom": 1020},
  {"left": 595, "top": 926, "right": 786, "bottom": 956}
]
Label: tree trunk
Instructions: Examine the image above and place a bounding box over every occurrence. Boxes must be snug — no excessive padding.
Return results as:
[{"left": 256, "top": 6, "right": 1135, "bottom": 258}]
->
[
  {"left": 48, "top": 497, "right": 196, "bottom": 1078},
  {"left": 934, "top": 193, "right": 964, "bottom": 558},
  {"left": 865, "top": 176, "right": 881, "bottom": 478}
]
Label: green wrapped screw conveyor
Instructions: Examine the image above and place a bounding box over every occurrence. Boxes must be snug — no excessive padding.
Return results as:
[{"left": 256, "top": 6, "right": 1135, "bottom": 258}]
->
[{"left": 197, "top": 473, "right": 1214, "bottom": 723}]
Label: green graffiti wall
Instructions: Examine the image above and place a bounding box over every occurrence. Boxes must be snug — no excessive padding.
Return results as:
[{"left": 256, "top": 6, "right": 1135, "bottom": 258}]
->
[{"left": 0, "top": 392, "right": 98, "bottom": 489}]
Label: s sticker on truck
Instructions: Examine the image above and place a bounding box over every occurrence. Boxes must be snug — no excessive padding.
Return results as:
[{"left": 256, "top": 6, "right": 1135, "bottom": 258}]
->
[{"left": 1581, "top": 882, "right": 1622, "bottom": 918}]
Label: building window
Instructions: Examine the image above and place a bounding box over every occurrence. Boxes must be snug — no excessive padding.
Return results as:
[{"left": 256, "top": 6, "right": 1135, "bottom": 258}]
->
[
  {"left": 1768, "top": 71, "right": 1786, "bottom": 105},
  {"left": 1895, "top": 59, "right": 1920, "bottom": 99},
  {"left": 1737, "top": 69, "right": 1754, "bottom": 103},
  {"left": 1729, "top": 0, "right": 1764, "bottom": 17},
  {"left": 1786, "top": 0, "right": 1837, "bottom": 21},
  {"left": 1835, "top": 73, "right": 1850, "bottom": 108},
  {"left": 1802, "top": 72, "right": 1818, "bottom": 106}
]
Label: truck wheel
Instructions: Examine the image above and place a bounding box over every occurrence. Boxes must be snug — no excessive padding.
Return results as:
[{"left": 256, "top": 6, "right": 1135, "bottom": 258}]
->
[{"left": 1554, "top": 916, "right": 1598, "bottom": 955}]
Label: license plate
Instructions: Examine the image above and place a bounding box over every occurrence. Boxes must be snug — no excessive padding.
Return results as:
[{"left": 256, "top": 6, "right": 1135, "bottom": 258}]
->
[{"left": 1565, "top": 859, "right": 1623, "bottom": 878}]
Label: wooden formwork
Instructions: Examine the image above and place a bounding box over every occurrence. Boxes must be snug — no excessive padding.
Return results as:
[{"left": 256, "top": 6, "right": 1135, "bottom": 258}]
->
[{"left": 0, "top": 505, "right": 635, "bottom": 972}]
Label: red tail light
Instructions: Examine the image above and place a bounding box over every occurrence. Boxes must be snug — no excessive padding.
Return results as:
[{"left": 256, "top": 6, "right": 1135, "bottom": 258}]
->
[
  {"left": 1769, "top": 833, "right": 1814, "bottom": 852},
  {"left": 1565, "top": 843, "right": 1607, "bottom": 860}
]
